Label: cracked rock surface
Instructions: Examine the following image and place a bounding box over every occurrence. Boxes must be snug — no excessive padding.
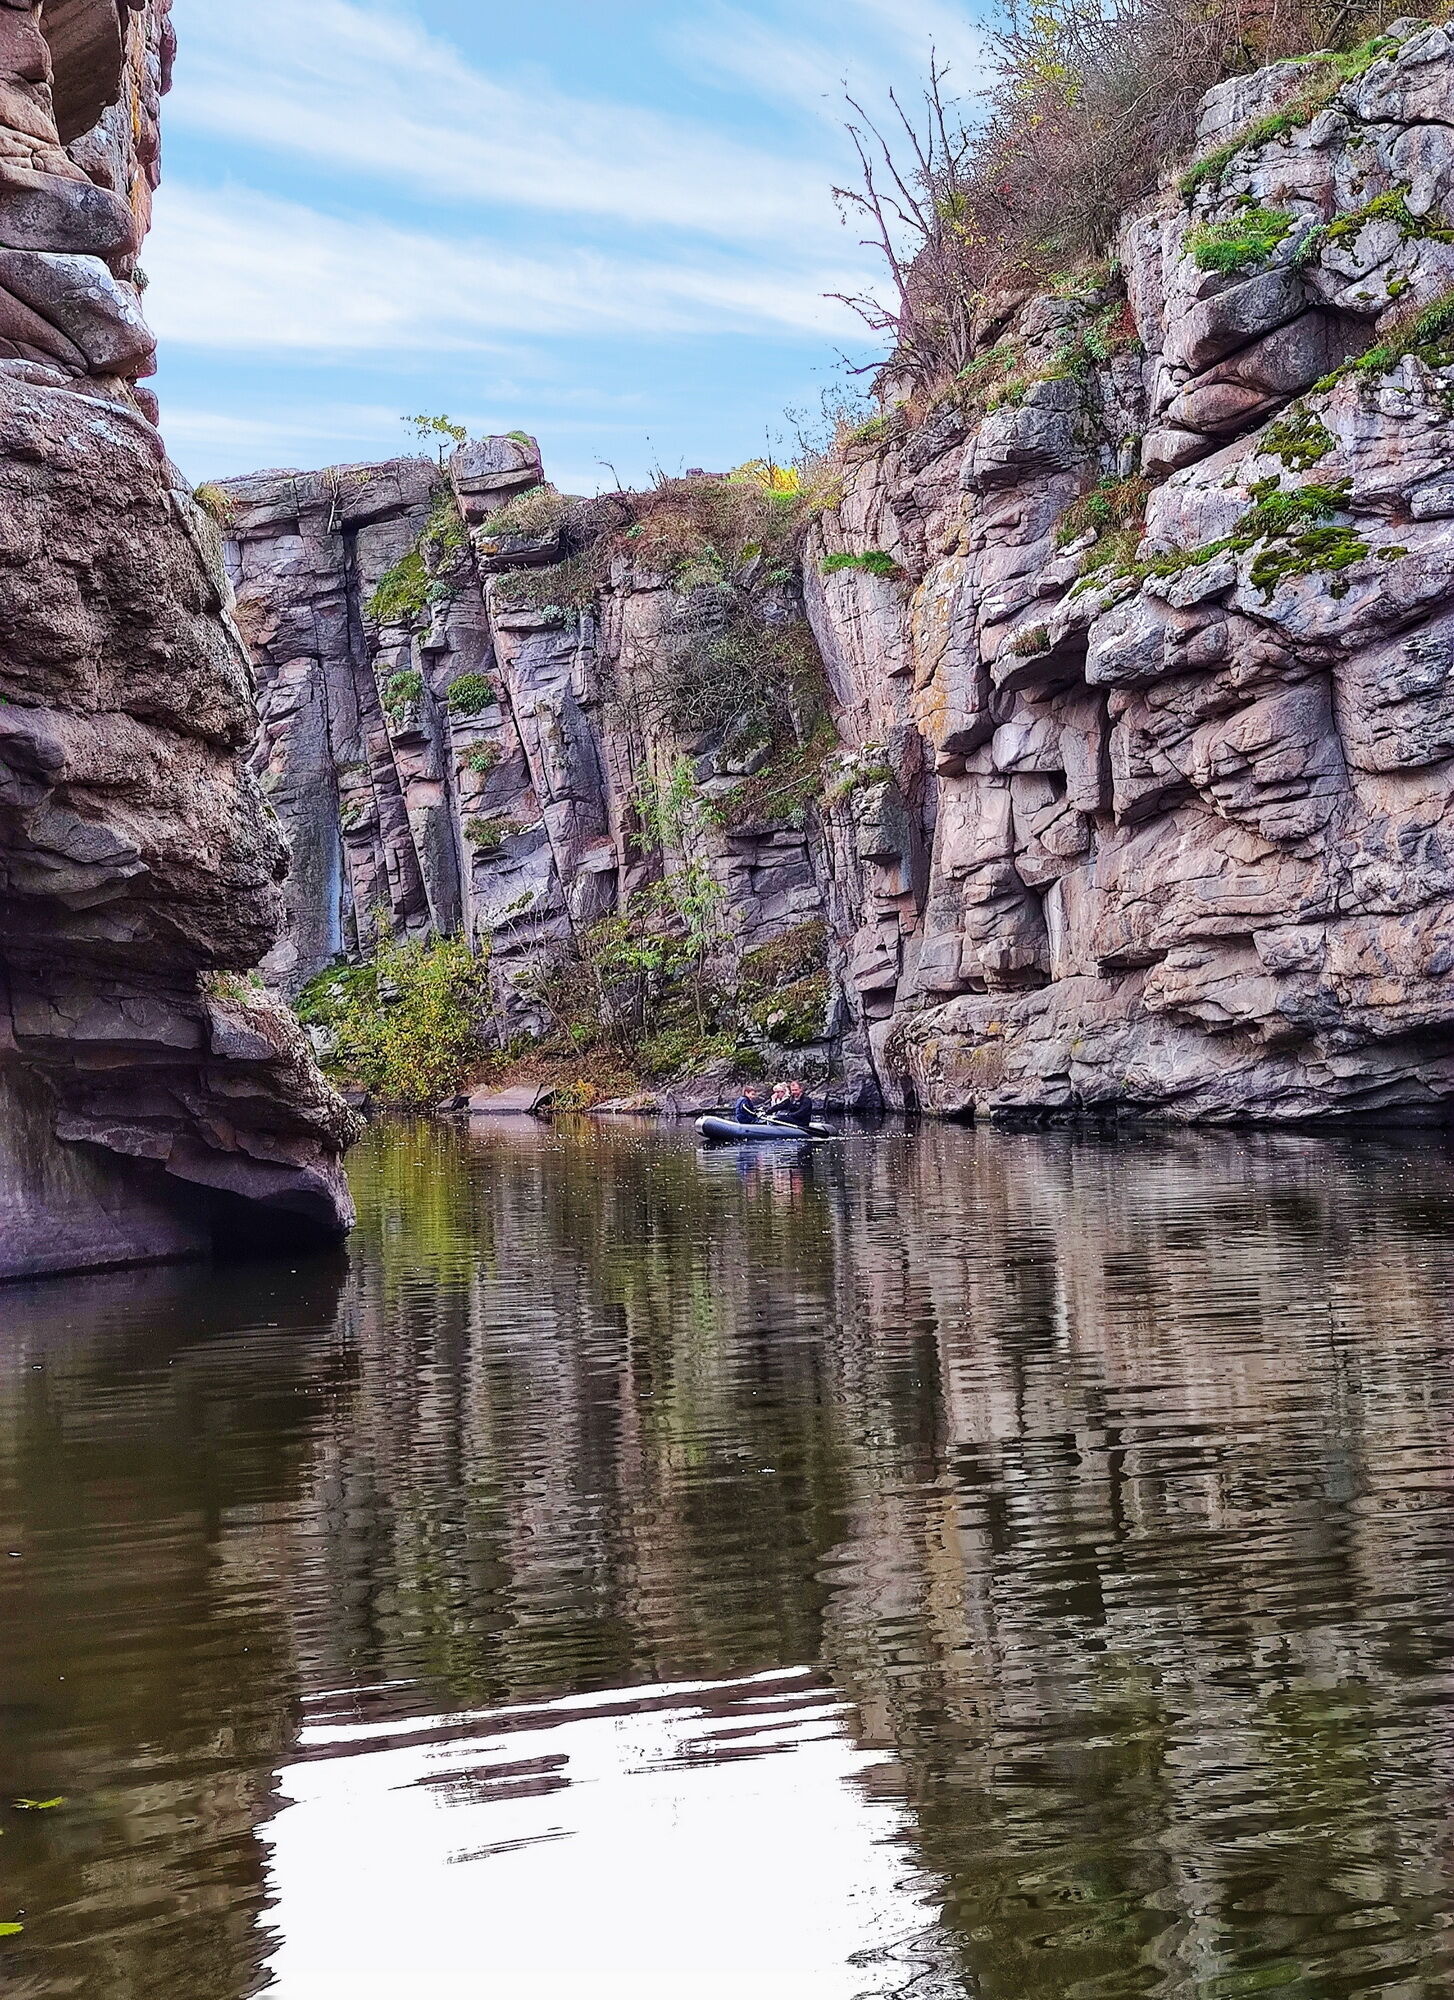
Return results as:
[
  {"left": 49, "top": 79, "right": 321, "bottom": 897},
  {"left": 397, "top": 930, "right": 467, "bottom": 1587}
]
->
[{"left": 0, "top": 2, "right": 356, "bottom": 1283}]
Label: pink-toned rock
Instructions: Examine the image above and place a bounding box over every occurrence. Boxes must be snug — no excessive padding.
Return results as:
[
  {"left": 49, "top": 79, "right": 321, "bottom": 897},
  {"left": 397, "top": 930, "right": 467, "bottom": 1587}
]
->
[
  {"left": 216, "top": 25, "right": 1454, "bottom": 1135},
  {"left": 0, "top": 1, "right": 357, "bottom": 1283}
]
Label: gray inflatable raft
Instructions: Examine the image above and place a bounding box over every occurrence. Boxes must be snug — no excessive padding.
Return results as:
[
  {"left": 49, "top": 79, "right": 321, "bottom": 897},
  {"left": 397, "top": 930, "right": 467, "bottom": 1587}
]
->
[{"left": 696, "top": 1116, "right": 837, "bottom": 1143}]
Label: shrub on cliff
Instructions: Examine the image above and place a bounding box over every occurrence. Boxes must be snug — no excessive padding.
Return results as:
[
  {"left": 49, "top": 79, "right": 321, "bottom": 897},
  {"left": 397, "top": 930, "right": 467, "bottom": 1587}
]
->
[
  {"left": 299, "top": 934, "right": 490, "bottom": 1106},
  {"left": 650, "top": 596, "right": 824, "bottom": 741},
  {"left": 837, "top": 0, "right": 1415, "bottom": 389}
]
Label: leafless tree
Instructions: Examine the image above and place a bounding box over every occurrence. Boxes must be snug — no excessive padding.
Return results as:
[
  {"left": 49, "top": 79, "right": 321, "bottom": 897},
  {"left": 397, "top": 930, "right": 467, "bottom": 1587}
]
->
[{"left": 829, "top": 55, "right": 981, "bottom": 386}]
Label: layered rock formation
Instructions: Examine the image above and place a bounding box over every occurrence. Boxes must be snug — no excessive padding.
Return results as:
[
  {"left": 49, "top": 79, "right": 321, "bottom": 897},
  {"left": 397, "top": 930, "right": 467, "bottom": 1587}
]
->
[
  {"left": 229, "top": 25, "right": 1454, "bottom": 1125},
  {"left": 227, "top": 441, "right": 848, "bottom": 1073},
  {"left": 0, "top": 0, "right": 356, "bottom": 1282}
]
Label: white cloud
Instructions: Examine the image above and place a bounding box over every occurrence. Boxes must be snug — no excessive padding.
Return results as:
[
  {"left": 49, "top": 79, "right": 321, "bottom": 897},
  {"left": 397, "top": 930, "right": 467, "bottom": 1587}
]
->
[
  {"left": 675, "top": 8, "right": 853, "bottom": 122},
  {"left": 675, "top": 0, "right": 993, "bottom": 126},
  {"left": 145, "top": 184, "right": 869, "bottom": 355},
  {"left": 166, "top": 0, "right": 847, "bottom": 251},
  {"left": 151, "top": 1, "right": 903, "bottom": 485}
]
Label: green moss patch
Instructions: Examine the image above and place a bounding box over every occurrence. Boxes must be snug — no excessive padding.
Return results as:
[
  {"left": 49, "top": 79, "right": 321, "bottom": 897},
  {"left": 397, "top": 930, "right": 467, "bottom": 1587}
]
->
[
  {"left": 192, "top": 481, "right": 236, "bottom": 526},
  {"left": 1258, "top": 404, "right": 1335, "bottom": 469},
  {"left": 1187, "top": 204, "right": 1296, "bottom": 275},
  {"left": 1074, "top": 471, "right": 1404, "bottom": 604},
  {"left": 1294, "top": 187, "right": 1454, "bottom": 269},
  {"left": 822, "top": 745, "right": 897, "bottom": 804},
  {"left": 821, "top": 549, "right": 902, "bottom": 578}
]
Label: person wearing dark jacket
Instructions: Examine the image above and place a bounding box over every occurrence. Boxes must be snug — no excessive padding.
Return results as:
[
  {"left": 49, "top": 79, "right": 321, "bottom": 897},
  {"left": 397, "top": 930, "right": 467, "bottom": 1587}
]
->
[
  {"left": 732, "top": 1086, "right": 763, "bottom": 1125},
  {"left": 778, "top": 1080, "right": 814, "bottom": 1129}
]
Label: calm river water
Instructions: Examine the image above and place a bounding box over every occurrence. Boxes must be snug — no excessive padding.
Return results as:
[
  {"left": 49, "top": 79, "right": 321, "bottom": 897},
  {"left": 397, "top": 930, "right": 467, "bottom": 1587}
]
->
[{"left": 1, "top": 1118, "right": 1453, "bottom": 1999}]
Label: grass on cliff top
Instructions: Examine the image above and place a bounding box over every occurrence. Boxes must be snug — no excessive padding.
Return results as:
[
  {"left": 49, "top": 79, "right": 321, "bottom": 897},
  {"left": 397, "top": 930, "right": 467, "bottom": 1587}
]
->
[
  {"left": 832, "top": 0, "right": 1418, "bottom": 399},
  {"left": 479, "top": 483, "right": 571, "bottom": 541},
  {"left": 494, "top": 459, "right": 843, "bottom": 613}
]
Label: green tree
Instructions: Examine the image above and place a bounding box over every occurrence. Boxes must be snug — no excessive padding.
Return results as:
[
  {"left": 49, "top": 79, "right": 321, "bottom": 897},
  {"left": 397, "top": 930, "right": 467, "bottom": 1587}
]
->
[{"left": 406, "top": 413, "right": 469, "bottom": 464}]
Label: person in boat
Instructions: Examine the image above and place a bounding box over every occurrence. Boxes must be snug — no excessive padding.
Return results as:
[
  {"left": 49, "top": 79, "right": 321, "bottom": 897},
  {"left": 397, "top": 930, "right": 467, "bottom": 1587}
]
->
[
  {"left": 778, "top": 1079, "right": 815, "bottom": 1129},
  {"left": 768, "top": 1082, "right": 792, "bottom": 1121},
  {"left": 732, "top": 1084, "right": 764, "bottom": 1125}
]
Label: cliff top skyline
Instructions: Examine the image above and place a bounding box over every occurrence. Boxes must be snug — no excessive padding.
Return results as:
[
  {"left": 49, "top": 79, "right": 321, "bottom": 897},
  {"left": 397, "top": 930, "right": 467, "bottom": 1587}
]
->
[{"left": 149, "top": 0, "right": 988, "bottom": 489}]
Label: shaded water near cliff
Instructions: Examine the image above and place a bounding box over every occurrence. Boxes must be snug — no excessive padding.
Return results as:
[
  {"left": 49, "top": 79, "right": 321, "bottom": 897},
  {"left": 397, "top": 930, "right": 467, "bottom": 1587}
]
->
[{"left": 2, "top": 1119, "right": 1453, "bottom": 1998}]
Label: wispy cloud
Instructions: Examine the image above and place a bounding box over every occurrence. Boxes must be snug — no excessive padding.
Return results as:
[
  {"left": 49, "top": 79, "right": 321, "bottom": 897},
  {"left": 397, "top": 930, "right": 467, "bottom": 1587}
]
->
[
  {"left": 146, "top": 186, "right": 868, "bottom": 354},
  {"left": 167, "top": 0, "right": 847, "bottom": 250},
  {"left": 675, "top": 7, "right": 854, "bottom": 123},
  {"left": 676, "top": 0, "right": 993, "bottom": 126},
  {"left": 153, "top": 0, "right": 915, "bottom": 485}
]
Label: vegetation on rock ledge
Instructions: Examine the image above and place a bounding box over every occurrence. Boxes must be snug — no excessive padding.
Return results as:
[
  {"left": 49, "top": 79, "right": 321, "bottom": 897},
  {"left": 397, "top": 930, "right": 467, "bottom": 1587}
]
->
[
  {"left": 833, "top": 2, "right": 1418, "bottom": 394},
  {"left": 298, "top": 934, "right": 491, "bottom": 1108}
]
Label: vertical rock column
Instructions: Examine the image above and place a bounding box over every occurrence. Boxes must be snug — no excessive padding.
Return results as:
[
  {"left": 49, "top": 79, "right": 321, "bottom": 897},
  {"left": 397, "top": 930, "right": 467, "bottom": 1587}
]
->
[
  {"left": 0, "top": 0, "right": 159, "bottom": 409},
  {"left": 0, "top": 1, "right": 358, "bottom": 1282}
]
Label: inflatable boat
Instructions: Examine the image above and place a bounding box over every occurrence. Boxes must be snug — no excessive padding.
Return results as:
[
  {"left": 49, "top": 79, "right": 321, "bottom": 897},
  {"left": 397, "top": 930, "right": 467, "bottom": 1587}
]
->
[{"left": 696, "top": 1116, "right": 838, "bottom": 1144}]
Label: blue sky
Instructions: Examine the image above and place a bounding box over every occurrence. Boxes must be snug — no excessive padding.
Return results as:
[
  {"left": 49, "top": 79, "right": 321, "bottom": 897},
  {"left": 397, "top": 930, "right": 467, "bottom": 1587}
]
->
[{"left": 148, "top": 0, "right": 991, "bottom": 490}]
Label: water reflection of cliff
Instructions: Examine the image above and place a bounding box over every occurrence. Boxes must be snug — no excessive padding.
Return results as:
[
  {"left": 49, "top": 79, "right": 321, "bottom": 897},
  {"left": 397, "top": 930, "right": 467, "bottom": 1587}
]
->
[
  {"left": 3, "top": 1120, "right": 1453, "bottom": 1999},
  {"left": 316, "top": 1119, "right": 1454, "bottom": 2000}
]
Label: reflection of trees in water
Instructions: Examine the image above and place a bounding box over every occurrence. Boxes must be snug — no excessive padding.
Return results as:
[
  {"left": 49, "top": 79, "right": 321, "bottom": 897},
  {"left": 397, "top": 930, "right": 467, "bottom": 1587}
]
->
[
  {"left": 327, "top": 1119, "right": 1454, "bottom": 1999},
  {"left": 311, "top": 1118, "right": 860, "bottom": 1701},
  {"left": 823, "top": 1129, "right": 1454, "bottom": 2000}
]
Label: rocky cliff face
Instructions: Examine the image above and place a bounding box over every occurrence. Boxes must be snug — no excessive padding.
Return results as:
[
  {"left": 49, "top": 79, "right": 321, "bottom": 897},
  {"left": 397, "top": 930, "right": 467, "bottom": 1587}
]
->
[
  {"left": 226, "top": 441, "right": 854, "bottom": 1083},
  {"left": 0, "top": 0, "right": 356, "bottom": 1283},
  {"left": 229, "top": 25, "right": 1454, "bottom": 1126}
]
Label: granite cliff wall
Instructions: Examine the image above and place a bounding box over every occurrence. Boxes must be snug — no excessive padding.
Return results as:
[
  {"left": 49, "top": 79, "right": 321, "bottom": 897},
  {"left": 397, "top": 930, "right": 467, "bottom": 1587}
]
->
[
  {"left": 0, "top": 0, "right": 356, "bottom": 1283},
  {"left": 225, "top": 441, "right": 861, "bottom": 1086},
  {"left": 228, "top": 25, "right": 1454, "bottom": 1125}
]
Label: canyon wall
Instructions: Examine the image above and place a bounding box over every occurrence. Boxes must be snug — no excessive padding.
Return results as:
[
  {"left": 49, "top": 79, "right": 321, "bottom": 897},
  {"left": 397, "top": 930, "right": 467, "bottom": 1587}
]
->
[
  {"left": 0, "top": 0, "right": 356, "bottom": 1282},
  {"left": 229, "top": 26, "right": 1454, "bottom": 1125},
  {"left": 226, "top": 442, "right": 861, "bottom": 1086}
]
